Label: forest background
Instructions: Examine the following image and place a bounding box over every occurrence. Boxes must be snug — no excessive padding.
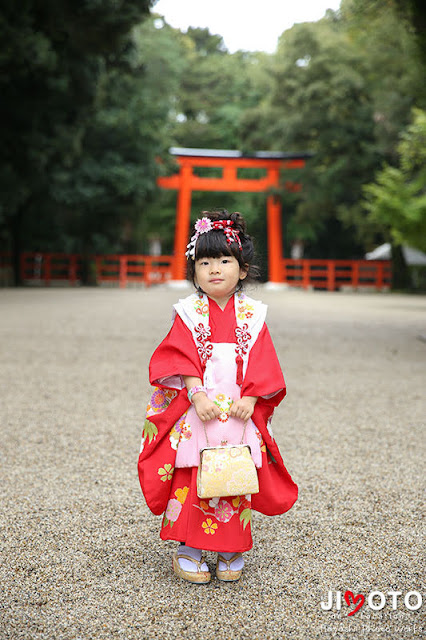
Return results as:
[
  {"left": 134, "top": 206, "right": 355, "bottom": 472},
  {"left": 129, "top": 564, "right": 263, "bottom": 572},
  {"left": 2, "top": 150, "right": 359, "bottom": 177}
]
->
[{"left": 1, "top": 0, "right": 425, "bottom": 286}]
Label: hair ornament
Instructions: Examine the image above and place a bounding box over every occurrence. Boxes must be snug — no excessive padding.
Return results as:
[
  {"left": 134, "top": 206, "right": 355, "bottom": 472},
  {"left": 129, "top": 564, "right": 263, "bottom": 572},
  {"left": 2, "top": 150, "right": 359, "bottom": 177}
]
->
[
  {"left": 211, "top": 220, "right": 242, "bottom": 252},
  {"left": 185, "top": 217, "right": 242, "bottom": 260}
]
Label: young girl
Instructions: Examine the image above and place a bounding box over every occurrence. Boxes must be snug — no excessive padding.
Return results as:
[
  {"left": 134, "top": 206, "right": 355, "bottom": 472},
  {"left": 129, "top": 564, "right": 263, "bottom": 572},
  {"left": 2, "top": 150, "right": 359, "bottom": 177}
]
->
[{"left": 138, "top": 210, "right": 298, "bottom": 584}]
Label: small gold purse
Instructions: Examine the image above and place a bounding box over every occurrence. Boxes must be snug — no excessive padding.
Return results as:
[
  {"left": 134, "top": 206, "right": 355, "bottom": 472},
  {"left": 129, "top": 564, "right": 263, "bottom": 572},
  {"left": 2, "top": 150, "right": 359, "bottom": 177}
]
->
[{"left": 197, "top": 422, "right": 259, "bottom": 499}]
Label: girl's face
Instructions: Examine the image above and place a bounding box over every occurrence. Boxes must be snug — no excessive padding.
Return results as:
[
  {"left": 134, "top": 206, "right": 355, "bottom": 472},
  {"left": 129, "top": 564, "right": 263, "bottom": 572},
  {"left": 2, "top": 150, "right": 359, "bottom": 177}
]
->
[{"left": 194, "top": 254, "right": 247, "bottom": 308}]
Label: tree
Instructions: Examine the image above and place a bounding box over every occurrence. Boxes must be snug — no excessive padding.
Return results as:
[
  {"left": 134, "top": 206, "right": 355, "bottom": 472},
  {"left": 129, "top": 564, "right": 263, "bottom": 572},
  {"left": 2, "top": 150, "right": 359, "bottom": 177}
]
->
[
  {"left": 171, "top": 27, "right": 272, "bottom": 151},
  {"left": 340, "top": 0, "right": 426, "bottom": 161},
  {"left": 347, "top": 0, "right": 426, "bottom": 64},
  {"left": 238, "top": 2, "right": 426, "bottom": 259},
  {"left": 258, "top": 19, "right": 379, "bottom": 257},
  {"left": 363, "top": 108, "right": 426, "bottom": 253},
  {"left": 0, "top": 0, "right": 153, "bottom": 283},
  {"left": 48, "top": 14, "right": 186, "bottom": 257}
]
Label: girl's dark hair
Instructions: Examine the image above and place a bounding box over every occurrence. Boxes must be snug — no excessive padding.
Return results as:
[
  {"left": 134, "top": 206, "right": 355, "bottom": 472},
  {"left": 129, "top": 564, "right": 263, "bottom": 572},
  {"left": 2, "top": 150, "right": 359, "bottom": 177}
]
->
[{"left": 186, "top": 210, "right": 260, "bottom": 289}]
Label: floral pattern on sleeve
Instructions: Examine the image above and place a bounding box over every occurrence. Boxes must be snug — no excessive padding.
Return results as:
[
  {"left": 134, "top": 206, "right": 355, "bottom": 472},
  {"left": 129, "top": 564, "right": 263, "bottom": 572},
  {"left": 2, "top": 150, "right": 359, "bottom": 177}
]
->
[
  {"left": 255, "top": 427, "right": 267, "bottom": 454},
  {"left": 146, "top": 388, "right": 178, "bottom": 417},
  {"left": 140, "top": 387, "right": 178, "bottom": 453},
  {"left": 169, "top": 412, "right": 192, "bottom": 450}
]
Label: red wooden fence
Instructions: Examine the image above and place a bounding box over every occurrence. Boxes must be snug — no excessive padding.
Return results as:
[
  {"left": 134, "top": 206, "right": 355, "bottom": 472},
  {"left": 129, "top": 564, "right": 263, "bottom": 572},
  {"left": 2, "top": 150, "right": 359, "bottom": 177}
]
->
[
  {"left": 18, "top": 252, "right": 173, "bottom": 287},
  {"left": 1, "top": 252, "right": 391, "bottom": 290},
  {"left": 20, "top": 252, "right": 83, "bottom": 286},
  {"left": 282, "top": 259, "right": 391, "bottom": 290},
  {"left": 95, "top": 254, "right": 173, "bottom": 287}
]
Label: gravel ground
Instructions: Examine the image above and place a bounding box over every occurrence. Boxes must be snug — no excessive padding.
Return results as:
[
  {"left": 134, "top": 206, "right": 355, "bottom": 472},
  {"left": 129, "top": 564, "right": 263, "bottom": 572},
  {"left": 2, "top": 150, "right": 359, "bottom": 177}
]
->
[{"left": 0, "top": 285, "right": 425, "bottom": 640}]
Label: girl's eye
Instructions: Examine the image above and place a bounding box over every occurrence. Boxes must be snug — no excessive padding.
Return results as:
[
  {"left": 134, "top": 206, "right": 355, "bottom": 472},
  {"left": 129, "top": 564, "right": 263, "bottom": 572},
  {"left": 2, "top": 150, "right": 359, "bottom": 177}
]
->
[{"left": 221, "top": 259, "right": 229, "bottom": 264}]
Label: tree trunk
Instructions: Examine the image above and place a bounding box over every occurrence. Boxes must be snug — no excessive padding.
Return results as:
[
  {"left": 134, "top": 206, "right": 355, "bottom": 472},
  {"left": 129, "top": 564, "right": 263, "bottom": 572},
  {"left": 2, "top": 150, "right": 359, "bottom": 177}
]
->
[
  {"left": 391, "top": 243, "right": 411, "bottom": 290},
  {"left": 80, "top": 236, "right": 98, "bottom": 286},
  {"left": 10, "top": 208, "right": 24, "bottom": 286}
]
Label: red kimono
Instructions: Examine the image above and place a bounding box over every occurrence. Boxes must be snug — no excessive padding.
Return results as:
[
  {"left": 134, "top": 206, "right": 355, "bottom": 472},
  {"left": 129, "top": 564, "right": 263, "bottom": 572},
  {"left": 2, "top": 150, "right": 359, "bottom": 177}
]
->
[{"left": 138, "top": 292, "right": 298, "bottom": 552}]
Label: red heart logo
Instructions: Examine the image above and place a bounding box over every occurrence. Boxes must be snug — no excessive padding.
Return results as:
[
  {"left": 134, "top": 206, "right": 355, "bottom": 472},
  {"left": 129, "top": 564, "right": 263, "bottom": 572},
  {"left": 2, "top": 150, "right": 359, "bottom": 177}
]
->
[{"left": 344, "top": 590, "right": 365, "bottom": 616}]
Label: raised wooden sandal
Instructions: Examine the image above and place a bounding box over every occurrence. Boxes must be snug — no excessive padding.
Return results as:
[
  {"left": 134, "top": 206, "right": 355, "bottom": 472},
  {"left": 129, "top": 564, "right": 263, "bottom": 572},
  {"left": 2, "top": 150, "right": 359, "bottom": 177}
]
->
[
  {"left": 216, "top": 553, "right": 243, "bottom": 582},
  {"left": 172, "top": 551, "right": 211, "bottom": 584}
]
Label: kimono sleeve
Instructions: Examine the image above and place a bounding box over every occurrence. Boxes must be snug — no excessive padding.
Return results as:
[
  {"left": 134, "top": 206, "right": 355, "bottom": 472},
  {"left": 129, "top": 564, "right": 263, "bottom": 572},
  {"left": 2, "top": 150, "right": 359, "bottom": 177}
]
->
[
  {"left": 149, "top": 314, "right": 203, "bottom": 390},
  {"left": 241, "top": 323, "right": 286, "bottom": 405}
]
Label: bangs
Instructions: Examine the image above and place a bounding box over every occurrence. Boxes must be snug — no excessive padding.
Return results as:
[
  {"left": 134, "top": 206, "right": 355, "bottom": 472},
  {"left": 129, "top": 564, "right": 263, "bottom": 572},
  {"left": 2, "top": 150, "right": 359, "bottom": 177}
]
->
[{"left": 194, "top": 229, "right": 240, "bottom": 261}]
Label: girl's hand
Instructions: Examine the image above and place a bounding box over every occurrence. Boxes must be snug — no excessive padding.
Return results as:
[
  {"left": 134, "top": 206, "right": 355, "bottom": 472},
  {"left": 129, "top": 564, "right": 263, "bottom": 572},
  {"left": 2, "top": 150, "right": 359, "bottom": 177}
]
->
[
  {"left": 192, "top": 392, "right": 222, "bottom": 422},
  {"left": 229, "top": 396, "right": 258, "bottom": 422}
]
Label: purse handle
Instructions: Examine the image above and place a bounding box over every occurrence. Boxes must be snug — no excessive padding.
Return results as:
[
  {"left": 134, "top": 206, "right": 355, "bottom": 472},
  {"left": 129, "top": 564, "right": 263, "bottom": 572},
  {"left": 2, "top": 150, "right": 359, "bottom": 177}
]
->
[{"left": 202, "top": 419, "right": 248, "bottom": 448}]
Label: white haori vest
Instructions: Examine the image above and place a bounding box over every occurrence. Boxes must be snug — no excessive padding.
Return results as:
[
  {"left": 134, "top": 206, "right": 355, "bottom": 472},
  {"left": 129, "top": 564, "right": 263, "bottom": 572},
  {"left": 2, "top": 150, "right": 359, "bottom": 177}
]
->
[{"left": 173, "top": 291, "right": 267, "bottom": 389}]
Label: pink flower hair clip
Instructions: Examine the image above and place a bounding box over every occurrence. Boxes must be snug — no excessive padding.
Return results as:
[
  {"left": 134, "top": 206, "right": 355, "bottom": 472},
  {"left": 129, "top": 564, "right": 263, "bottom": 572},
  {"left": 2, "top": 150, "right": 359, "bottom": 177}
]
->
[
  {"left": 185, "top": 217, "right": 213, "bottom": 259},
  {"left": 185, "top": 217, "right": 242, "bottom": 260}
]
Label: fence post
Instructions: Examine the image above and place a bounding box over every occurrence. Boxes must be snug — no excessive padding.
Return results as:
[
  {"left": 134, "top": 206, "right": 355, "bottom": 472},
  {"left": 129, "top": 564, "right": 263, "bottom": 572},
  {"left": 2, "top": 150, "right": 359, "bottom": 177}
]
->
[
  {"left": 45, "top": 254, "right": 51, "bottom": 286},
  {"left": 376, "top": 261, "right": 384, "bottom": 290},
  {"left": 145, "top": 256, "right": 152, "bottom": 287},
  {"left": 119, "top": 256, "right": 127, "bottom": 288},
  {"left": 327, "top": 260, "right": 335, "bottom": 291},
  {"left": 352, "top": 261, "right": 359, "bottom": 290},
  {"left": 303, "top": 260, "right": 310, "bottom": 289}
]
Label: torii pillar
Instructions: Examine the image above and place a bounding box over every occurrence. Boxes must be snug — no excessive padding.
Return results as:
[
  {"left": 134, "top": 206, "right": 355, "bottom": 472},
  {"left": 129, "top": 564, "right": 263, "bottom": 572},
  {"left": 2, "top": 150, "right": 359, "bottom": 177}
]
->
[{"left": 157, "top": 147, "right": 310, "bottom": 284}]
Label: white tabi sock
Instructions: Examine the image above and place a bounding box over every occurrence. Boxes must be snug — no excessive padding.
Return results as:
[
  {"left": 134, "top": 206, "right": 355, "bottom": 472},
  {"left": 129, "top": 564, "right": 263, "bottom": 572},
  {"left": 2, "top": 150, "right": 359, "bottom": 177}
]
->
[
  {"left": 217, "top": 551, "right": 244, "bottom": 571},
  {"left": 177, "top": 545, "right": 209, "bottom": 572}
]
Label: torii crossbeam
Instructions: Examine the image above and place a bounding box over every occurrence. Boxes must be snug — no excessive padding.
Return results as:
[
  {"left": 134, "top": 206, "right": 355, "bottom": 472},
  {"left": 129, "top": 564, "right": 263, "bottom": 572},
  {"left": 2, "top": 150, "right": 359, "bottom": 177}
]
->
[{"left": 157, "top": 147, "right": 311, "bottom": 283}]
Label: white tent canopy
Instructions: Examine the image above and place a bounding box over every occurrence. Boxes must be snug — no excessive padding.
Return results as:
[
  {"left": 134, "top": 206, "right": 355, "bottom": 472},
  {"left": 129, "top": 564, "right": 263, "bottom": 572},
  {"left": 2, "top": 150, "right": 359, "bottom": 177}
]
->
[{"left": 365, "top": 243, "right": 426, "bottom": 266}]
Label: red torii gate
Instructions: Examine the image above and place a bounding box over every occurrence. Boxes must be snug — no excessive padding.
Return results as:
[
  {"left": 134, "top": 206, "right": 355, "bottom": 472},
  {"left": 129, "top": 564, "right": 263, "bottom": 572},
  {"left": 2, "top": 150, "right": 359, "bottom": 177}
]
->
[{"left": 157, "top": 147, "right": 311, "bottom": 283}]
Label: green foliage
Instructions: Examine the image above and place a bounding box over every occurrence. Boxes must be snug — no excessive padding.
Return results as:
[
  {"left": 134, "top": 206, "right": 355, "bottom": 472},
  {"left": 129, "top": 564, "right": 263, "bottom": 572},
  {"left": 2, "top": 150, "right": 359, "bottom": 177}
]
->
[
  {"left": 237, "top": 2, "right": 425, "bottom": 258},
  {"left": 2, "top": 0, "right": 425, "bottom": 285},
  {"left": 137, "top": 21, "right": 278, "bottom": 263},
  {"left": 340, "top": 0, "right": 426, "bottom": 159},
  {"left": 261, "top": 20, "right": 379, "bottom": 256},
  {"left": 363, "top": 109, "right": 426, "bottom": 252},
  {"left": 344, "top": 0, "right": 426, "bottom": 64},
  {"left": 0, "top": 0, "right": 154, "bottom": 279},
  {"left": 172, "top": 29, "right": 270, "bottom": 150},
  {"left": 48, "top": 16, "right": 184, "bottom": 254}
]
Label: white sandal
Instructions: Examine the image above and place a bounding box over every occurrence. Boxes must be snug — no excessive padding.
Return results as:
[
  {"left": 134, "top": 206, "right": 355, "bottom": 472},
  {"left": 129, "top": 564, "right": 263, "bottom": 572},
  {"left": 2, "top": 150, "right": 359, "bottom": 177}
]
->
[
  {"left": 216, "top": 552, "right": 243, "bottom": 582},
  {"left": 172, "top": 551, "right": 211, "bottom": 584}
]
